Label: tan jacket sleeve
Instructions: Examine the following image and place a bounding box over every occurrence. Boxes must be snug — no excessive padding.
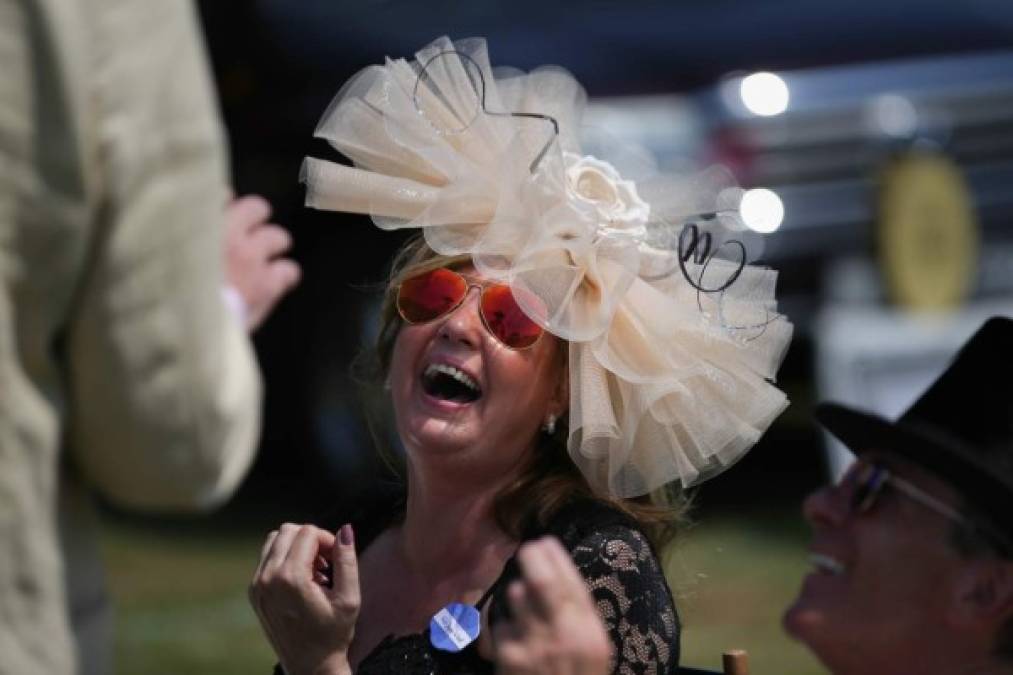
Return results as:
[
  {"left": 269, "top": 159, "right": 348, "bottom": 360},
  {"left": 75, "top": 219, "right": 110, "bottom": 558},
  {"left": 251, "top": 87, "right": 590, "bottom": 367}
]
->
[{"left": 63, "top": 0, "right": 262, "bottom": 511}]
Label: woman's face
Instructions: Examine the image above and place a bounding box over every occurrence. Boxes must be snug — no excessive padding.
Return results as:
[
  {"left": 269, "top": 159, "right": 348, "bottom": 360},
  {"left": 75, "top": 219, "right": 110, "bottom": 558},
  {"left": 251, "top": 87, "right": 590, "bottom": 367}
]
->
[{"left": 387, "top": 265, "right": 567, "bottom": 482}]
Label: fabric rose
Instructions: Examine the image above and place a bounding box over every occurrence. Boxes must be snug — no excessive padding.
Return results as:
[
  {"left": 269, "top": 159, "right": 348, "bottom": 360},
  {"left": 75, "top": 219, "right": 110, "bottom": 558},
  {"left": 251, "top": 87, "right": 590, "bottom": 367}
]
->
[{"left": 564, "top": 153, "right": 650, "bottom": 236}]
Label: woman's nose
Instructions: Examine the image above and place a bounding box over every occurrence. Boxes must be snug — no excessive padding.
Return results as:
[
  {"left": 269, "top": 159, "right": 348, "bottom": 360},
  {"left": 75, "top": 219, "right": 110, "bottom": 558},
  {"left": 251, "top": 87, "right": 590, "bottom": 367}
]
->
[{"left": 438, "top": 287, "right": 484, "bottom": 347}]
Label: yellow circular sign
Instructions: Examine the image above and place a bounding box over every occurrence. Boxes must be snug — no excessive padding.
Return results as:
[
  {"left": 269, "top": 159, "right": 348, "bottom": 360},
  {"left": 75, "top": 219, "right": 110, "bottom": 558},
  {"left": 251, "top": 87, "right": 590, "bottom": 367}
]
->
[{"left": 878, "top": 153, "right": 978, "bottom": 310}]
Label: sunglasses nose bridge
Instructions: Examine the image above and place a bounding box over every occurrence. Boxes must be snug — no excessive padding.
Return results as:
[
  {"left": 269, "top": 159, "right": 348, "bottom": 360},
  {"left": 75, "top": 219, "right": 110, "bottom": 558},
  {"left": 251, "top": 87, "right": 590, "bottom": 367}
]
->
[
  {"left": 438, "top": 284, "right": 485, "bottom": 337},
  {"left": 459, "top": 283, "right": 484, "bottom": 312},
  {"left": 431, "top": 281, "right": 480, "bottom": 318}
]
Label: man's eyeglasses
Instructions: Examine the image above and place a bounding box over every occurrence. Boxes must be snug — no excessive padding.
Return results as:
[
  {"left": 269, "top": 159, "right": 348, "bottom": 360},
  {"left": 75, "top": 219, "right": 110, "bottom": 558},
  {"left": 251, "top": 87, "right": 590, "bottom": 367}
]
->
[
  {"left": 841, "top": 459, "right": 967, "bottom": 524},
  {"left": 838, "top": 459, "right": 1011, "bottom": 555}
]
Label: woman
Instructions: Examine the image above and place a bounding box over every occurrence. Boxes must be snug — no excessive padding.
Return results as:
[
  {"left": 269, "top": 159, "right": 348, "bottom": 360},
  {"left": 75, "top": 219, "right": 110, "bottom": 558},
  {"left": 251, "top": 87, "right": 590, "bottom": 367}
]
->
[{"left": 250, "top": 37, "right": 792, "bottom": 675}]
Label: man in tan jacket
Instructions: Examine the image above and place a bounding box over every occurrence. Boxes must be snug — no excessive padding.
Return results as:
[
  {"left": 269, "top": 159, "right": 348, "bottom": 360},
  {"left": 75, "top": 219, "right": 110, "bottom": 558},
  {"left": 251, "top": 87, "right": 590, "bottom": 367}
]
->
[{"left": 0, "top": 0, "right": 299, "bottom": 672}]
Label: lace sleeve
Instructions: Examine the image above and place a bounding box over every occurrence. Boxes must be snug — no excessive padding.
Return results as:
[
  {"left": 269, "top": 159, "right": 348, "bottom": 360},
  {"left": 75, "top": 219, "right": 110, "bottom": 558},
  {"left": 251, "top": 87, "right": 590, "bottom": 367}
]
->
[{"left": 569, "top": 525, "right": 680, "bottom": 675}]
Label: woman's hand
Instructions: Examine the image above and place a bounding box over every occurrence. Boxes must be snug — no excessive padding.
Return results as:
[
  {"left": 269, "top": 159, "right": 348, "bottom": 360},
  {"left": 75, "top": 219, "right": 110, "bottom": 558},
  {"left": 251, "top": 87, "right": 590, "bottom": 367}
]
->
[
  {"left": 249, "top": 523, "right": 360, "bottom": 675},
  {"left": 493, "top": 536, "right": 612, "bottom": 675}
]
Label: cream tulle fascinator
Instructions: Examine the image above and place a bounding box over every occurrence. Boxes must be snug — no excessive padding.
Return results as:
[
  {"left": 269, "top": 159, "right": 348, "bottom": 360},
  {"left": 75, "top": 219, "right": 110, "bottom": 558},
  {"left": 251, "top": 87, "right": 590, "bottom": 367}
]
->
[{"left": 302, "top": 36, "right": 793, "bottom": 498}]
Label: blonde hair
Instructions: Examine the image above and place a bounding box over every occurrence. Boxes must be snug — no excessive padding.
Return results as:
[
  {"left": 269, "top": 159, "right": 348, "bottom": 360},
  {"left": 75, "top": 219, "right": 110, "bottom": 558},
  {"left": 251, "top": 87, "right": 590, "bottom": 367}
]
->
[{"left": 356, "top": 234, "right": 687, "bottom": 549}]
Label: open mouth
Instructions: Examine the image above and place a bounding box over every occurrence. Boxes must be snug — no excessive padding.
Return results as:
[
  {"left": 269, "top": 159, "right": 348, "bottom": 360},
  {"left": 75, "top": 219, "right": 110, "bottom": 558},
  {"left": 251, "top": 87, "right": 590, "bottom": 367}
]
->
[
  {"left": 809, "top": 552, "right": 845, "bottom": 576},
  {"left": 422, "top": 363, "right": 482, "bottom": 404}
]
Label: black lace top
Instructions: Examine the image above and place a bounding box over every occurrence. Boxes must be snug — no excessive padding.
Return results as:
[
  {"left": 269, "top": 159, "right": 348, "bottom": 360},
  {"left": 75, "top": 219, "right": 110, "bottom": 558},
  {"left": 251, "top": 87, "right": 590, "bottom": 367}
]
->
[{"left": 273, "top": 495, "right": 680, "bottom": 675}]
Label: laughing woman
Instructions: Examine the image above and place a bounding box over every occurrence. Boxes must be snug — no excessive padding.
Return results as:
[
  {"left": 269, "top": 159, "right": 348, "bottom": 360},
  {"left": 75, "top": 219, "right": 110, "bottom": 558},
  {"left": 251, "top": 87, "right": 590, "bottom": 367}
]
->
[{"left": 249, "top": 37, "right": 792, "bottom": 675}]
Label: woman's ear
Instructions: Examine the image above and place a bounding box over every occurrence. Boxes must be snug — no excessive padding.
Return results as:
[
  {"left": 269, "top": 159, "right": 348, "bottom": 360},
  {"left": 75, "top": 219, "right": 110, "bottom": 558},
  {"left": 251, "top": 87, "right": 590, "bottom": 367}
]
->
[{"left": 950, "top": 559, "right": 1013, "bottom": 630}]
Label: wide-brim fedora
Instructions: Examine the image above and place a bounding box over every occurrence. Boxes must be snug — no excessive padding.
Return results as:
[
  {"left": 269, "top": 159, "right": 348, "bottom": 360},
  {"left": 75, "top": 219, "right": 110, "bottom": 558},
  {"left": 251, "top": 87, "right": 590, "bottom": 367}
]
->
[{"left": 815, "top": 316, "right": 1013, "bottom": 548}]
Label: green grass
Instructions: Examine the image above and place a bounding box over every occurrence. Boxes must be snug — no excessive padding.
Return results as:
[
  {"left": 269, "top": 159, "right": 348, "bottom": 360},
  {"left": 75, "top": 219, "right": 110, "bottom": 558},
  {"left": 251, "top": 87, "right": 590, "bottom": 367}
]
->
[
  {"left": 670, "top": 511, "right": 827, "bottom": 674},
  {"left": 101, "top": 521, "right": 276, "bottom": 674},
  {"left": 101, "top": 509, "right": 827, "bottom": 674}
]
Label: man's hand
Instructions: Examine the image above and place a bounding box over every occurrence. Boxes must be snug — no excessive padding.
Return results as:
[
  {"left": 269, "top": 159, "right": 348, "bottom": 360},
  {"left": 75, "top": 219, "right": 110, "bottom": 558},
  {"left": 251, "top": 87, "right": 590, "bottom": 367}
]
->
[
  {"left": 494, "top": 537, "right": 612, "bottom": 675},
  {"left": 224, "top": 195, "right": 300, "bottom": 332}
]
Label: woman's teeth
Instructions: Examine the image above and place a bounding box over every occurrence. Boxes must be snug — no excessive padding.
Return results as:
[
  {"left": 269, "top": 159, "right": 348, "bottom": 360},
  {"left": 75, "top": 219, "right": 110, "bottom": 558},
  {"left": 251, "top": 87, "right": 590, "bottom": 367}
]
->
[{"left": 423, "top": 363, "right": 482, "bottom": 401}]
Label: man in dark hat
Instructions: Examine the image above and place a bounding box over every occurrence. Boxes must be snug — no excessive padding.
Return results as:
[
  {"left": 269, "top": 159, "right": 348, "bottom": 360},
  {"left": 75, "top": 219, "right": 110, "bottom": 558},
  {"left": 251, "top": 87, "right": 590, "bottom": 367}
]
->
[{"left": 784, "top": 316, "right": 1013, "bottom": 675}]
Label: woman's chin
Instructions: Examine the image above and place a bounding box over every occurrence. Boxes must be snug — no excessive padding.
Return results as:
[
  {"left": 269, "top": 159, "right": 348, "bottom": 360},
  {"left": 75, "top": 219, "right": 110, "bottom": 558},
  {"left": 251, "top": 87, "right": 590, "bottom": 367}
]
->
[{"left": 402, "top": 417, "right": 480, "bottom": 456}]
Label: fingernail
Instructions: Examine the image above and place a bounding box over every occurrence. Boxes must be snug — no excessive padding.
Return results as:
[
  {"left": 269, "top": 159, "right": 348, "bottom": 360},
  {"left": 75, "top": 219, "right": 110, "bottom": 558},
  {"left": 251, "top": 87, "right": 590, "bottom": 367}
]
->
[{"left": 339, "top": 523, "right": 354, "bottom": 546}]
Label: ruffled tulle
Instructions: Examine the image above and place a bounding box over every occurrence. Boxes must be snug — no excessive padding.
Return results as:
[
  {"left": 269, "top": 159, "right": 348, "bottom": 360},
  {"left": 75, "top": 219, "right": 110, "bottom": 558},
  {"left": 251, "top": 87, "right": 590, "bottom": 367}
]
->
[{"left": 302, "top": 36, "right": 793, "bottom": 497}]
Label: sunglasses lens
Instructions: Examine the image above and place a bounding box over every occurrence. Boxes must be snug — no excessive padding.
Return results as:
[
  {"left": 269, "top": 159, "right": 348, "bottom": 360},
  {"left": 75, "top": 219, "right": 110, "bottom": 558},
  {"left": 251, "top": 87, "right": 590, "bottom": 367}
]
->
[
  {"left": 850, "top": 463, "right": 884, "bottom": 514},
  {"left": 480, "top": 284, "right": 544, "bottom": 349},
  {"left": 398, "top": 268, "right": 468, "bottom": 323}
]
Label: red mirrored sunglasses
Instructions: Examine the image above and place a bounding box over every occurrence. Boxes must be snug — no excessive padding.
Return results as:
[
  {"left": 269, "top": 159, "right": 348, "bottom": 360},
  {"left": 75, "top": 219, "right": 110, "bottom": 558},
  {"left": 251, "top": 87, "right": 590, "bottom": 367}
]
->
[{"left": 396, "top": 267, "right": 545, "bottom": 350}]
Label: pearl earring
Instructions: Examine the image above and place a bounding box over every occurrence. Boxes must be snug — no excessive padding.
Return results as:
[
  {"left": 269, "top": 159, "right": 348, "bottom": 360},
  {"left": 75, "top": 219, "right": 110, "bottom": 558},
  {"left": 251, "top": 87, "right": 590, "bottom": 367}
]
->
[{"left": 543, "top": 414, "right": 557, "bottom": 435}]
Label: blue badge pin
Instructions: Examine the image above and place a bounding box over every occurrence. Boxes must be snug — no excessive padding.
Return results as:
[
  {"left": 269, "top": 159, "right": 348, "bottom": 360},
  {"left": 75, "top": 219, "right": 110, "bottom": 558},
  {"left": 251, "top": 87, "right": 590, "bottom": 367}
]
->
[{"left": 429, "top": 602, "right": 480, "bottom": 652}]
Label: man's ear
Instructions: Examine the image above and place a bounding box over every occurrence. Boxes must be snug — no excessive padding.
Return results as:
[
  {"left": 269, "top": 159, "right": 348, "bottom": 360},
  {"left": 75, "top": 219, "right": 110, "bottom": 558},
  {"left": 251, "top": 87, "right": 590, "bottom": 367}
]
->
[{"left": 951, "top": 559, "right": 1013, "bottom": 628}]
